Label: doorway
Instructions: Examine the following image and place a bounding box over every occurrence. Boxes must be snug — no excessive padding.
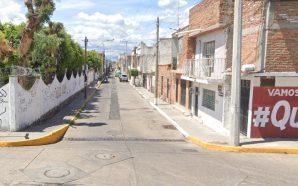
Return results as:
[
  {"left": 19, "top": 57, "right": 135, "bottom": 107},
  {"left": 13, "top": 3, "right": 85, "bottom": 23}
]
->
[
  {"left": 240, "top": 80, "right": 250, "bottom": 135},
  {"left": 181, "top": 80, "right": 186, "bottom": 106},
  {"left": 188, "top": 82, "right": 192, "bottom": 110},
  {"left": 195, "top": 87, "right": 199, "bottom": 116},
  {"left": 176, "top": 79, "right": 179, "bottom": 103}
]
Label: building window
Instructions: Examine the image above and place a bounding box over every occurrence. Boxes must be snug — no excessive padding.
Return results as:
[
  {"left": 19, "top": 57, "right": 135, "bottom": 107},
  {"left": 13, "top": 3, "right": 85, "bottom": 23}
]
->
[
  {"left": 203, "top": 41, "right": 215, "bottom": 77},
  {"left": 203, "top": 41, "right": 215, "bottom": 58},
  {"left": 202, "top": 89, "right": 215, "bottom": 111},
  {"left": 172, "top": 57, "right": 177, "bottom": 70},
  {"left": 260, "top": 77, "right": 275, "bottom": 87}
]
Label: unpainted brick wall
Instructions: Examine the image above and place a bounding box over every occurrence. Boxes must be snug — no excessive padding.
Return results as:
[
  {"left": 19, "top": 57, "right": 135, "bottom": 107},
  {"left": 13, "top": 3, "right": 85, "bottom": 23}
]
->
[
  {"left": 265, "top": 1, "right": 298, "bottom": 72},
  {"left": 241, "top": 0, "right": 265, "bottom": 66},
  {"left": 158, "top": 65, "right": 172, "bottom": 102},
  {"left": 189, "top": 0, "right": 228, "bottom": 30}
]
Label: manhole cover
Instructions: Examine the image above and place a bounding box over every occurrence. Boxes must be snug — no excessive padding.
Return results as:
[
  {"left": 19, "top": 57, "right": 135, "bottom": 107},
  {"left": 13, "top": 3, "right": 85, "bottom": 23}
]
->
[
  {"left": 44, "top": 168, "right": 71, "bottom": 178},
  {"left": 95, "top": 153, "right": 116, "bottom": 160}
]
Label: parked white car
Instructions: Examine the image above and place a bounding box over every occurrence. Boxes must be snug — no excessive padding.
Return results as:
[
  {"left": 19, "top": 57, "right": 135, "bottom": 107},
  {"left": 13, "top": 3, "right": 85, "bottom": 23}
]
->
[{"left": 119, "top": 74, "right": 128, "bottom": 82}]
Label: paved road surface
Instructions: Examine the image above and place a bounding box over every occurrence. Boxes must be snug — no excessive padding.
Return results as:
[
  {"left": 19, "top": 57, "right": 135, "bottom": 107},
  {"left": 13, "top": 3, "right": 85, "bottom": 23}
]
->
[{"left": 0, "top": 78, "right": 298, "bottom": 186}]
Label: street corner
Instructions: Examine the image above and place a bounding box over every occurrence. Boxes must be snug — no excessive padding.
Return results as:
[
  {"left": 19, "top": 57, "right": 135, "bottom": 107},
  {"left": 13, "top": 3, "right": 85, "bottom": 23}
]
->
[
  {"left": 0, "top": 124, "right": 69, "bottom": 147},
  {"left": 187, "top": 135, "right": 298, "bottom": 154}
]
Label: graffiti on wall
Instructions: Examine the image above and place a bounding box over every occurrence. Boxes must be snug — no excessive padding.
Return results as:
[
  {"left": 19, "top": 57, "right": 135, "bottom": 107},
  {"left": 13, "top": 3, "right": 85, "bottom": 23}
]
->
[
  {"left": 17, "top": 87, "right": 36, "bottom": 114},
  {"left": 0, "top": 88, "right": 8, "bottom": 127}
]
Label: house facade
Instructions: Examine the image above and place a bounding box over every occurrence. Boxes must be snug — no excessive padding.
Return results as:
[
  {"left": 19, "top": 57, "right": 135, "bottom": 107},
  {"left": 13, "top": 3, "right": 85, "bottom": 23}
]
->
[
  {"left": 135, "top": 42, "right": 156, "bottom": 92},
  {"left": 157, "top": 38, "right": 176, "bottom": 103},
  {"left": 178, "top": 0, "right": 298, "bottom": 138}
]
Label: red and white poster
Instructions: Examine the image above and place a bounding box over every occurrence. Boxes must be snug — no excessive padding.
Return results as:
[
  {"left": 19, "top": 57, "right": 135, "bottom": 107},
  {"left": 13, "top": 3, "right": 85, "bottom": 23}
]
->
[{"left": 251, "top": 87, "right": 298, "bottom": 138}]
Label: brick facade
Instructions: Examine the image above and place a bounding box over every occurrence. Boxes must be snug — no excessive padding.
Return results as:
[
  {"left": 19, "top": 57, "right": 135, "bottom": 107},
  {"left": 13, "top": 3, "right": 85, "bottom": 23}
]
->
[
  {"left": 265, "top": 1, "right": 298, "bottom": 72},
  {"left": 178, "top": 35, "right": 196, "bottom": 69},
  {"left": 239, "top": 0, "right": 298, "bottom": 71},
  {"left": 189, "top": 0, "right": 298, "bottom": 72},
  {"left": 158, "top": 65, "right": 172, "bottom": 102},
  {"left": 189, "top": 0, "right": 229, "bottom": 30}
]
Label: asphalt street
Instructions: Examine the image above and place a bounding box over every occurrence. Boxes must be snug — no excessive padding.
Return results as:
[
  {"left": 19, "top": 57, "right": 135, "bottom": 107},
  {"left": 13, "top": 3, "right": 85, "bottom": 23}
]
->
[{"left": 0, "top": 77, "right": 298, "bottom": 186}]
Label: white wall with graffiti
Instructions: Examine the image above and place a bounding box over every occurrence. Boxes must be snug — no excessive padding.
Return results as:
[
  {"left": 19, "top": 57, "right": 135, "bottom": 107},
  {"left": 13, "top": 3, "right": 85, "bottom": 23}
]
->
[
  {"left": 0, "top": 84, "right": 9, "bottom": 130},
  {"left": 0, "top": 71, "right": 98, "bottom": 131}
]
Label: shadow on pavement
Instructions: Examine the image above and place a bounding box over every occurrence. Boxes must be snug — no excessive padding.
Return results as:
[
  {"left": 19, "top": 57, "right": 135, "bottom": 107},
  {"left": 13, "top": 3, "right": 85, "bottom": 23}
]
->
[
  {"left": 70, "top": 122, "right": 107, "bottom": 128},
  {"left": 18, "top": 84, "right": 100, "bottom": 133}
]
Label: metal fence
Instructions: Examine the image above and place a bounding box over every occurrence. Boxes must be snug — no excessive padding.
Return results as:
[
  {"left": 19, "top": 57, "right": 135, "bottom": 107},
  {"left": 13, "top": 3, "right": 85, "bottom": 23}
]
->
[{"left": 183, "top": 58, "right": 226, "bottom": 80}]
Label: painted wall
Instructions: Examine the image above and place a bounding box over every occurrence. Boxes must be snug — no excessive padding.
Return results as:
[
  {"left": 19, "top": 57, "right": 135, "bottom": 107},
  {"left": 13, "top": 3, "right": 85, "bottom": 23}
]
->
[
  {"left": 159, "top": 38, "right": 173, "bottom": 65},
  {"left": 246, "top": 76, "right": 298, "bottom": 138},
  {"left": 0, "top": 84, "right": 9, "bottom": 130},
  {"left": 194, "top": 82, "right": 228, "bottom": 135},
  {"left": 195, "top": 30, "right": 226, "bottom": 59},
  {"left": 0, "top": 71, "right": 97, "bottom": 131}
]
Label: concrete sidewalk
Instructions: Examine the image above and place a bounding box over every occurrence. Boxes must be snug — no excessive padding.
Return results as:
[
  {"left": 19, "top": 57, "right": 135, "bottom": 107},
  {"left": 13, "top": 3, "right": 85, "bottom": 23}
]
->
[
  {"left": 133, "top": 85, "right": 298, "bottom": 153},
  {"left": 0, "top": 82, "right": 99, "bottom": 145}
]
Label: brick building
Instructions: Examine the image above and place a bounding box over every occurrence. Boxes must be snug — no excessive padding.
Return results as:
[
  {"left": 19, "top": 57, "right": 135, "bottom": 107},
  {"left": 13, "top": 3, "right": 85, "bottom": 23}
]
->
[
  {"left": 173, "top": 0, "right": 298, "bottom": 138},
  {"left": 157, "top": 38, "right": 176, "bottom": 102},
  {"left": 170, "top": 26, "right": 195, "bottom": 111}
]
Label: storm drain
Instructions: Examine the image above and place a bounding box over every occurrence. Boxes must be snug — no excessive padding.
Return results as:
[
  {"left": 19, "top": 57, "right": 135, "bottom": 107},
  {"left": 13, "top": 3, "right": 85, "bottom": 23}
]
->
[
  {"left": 64, "top": 137, "right": 185, "bottom": 142},
  {"left": 162, "top": 125, "right": 177, "bottom": 130}
]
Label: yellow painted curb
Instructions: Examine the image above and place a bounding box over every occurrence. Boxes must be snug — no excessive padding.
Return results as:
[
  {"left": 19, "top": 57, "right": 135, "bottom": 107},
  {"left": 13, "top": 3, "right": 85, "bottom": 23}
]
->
[
  {"left": 0, "top": 80, "right": 104, "bottom": 147},
  {"left": 0, "top": 124, "right": 69, "bottom": 147},
  {"left": 187, "top": 136, "right": 298, "bottom": 154}
]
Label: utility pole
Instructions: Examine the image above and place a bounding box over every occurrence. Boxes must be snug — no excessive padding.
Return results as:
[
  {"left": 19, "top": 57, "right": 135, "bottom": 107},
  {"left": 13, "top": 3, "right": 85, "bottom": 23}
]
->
[
  {"left": 230, "top": 0, "right": 242, "bottom": 146},
  {"left": 177, "top": 0, "right": 180, "bottom": 29},
  {"left": 154, "top": 17, "right": 159, "bottom": 105},
  {"left": 84, "top": 36, "right": 88, "bottom": 99}
]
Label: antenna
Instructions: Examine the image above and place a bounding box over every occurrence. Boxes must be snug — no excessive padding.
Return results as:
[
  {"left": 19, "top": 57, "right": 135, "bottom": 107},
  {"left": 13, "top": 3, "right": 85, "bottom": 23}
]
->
[{"left": 177, "top": 0, "right": 180, "bottom": 29}]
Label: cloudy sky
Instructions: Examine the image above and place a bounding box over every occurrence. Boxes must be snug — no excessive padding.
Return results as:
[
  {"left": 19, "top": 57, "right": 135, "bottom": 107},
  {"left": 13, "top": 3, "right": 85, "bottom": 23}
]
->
[{"left": 0, "top": 0, "right": 199, "bottom": 60}]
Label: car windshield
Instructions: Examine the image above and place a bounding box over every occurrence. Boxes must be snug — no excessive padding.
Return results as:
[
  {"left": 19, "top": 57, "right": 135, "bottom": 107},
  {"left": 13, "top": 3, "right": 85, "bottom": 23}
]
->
[{"left": 122, "top": 75, "right": 127, "bottom": 77}]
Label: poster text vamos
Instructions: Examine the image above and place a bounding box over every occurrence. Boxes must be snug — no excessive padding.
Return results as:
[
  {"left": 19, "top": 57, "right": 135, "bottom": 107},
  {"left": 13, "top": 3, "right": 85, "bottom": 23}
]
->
[{"left": 251, "top": 87, "right": 298, "bottom": 138}]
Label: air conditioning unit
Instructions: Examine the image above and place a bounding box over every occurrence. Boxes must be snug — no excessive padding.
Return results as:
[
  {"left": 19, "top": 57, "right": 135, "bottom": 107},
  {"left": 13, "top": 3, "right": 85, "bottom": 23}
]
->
[{"left": 241, "top": 64, "right": 255, "bottom": 72}]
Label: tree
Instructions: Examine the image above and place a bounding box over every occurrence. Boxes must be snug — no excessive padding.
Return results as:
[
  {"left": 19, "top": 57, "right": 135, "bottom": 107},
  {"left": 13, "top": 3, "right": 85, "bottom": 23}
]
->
[
  {"left": 30, "top": 31, "right": 62, "bottom": 83},
  {"left": 0, "top": 31, "right": 11, "bottom": 64},
  {"left": 129, "top": 69, "right": 139, "bottom": 85},
  {"left": 0, "top": 23, "right": 24, "bottom": 65},
  {"left": 18, "top": 0, "right": 55, "bottom": 67},
  {"left": 87, "top": 50, "right": 102, "bottom": 73}
]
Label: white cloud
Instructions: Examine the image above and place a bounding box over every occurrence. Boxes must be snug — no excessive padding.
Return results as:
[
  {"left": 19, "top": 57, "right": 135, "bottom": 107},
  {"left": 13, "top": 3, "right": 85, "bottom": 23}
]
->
[
  {"left": 158, "top": 0, "right": 187, "bottom": 8},
  {"left": 0, "top": 0, "right": 26, "bottom": 24},
  {"left": 55, "top": 0, "right": 95, "bottom": 11},
  {"left": 67, "top": 11, "right": 143, "bottom": 55}
]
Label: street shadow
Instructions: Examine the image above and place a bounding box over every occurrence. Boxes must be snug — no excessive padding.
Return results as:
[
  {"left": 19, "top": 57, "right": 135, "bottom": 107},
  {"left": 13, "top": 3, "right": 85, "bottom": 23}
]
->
[
  {"left": 70, "top": 122, "right": 107, "bottom": 128},
  {"left": 20, "top": 83, "right": 103, "bottom": 133}
]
